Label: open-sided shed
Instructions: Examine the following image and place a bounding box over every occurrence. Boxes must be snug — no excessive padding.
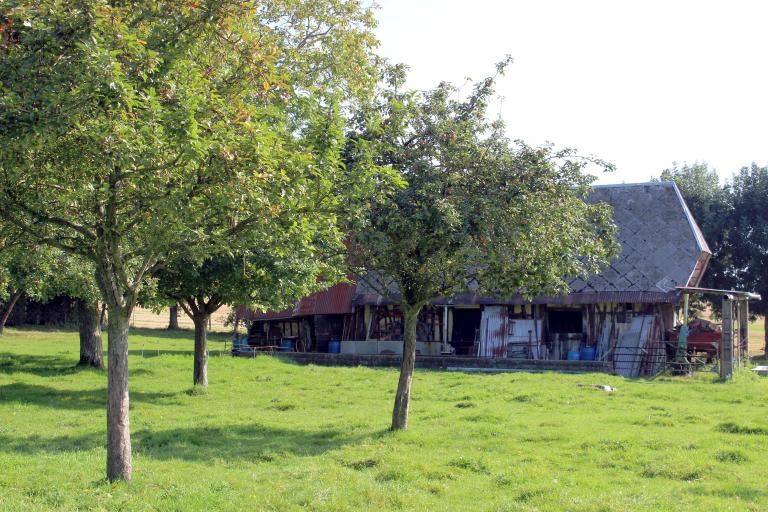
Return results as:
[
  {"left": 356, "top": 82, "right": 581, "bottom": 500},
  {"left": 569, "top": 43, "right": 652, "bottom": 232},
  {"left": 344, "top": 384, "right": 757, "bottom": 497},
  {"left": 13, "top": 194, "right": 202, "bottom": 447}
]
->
[{"left": 238, "top": 182, "right": 713, "bottom": 375}]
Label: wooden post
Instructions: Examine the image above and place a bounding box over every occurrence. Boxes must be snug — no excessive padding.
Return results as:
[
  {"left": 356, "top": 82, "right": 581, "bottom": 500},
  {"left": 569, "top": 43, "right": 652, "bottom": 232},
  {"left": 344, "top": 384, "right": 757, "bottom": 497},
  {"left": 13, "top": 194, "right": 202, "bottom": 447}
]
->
[
  {"left": 442, "top": 305, "right": 448, "bottom": 351},
  {"left": 720, "top": 296, "right": 734, "bottom": 380},
  {"left": 676, "top": 293, "right": 690, "bottom": 362},
  {"left": 738, "top": 300, "right": 749, "bottom": 363}
]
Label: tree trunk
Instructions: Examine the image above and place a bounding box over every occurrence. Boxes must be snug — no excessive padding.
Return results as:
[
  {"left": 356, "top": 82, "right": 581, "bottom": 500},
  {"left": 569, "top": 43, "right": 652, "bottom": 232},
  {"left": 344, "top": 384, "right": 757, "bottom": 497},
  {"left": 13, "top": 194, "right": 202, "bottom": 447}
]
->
[
  {"left": 391, "top": 306, "right": 420, "bottom": 430},
  {"left": 106, "top": 308, "right": 132, "bottom": 482},
  {"left": 77, "top": 299, "right": 104, "bottom": 369},
  {"left": 168, "top": 304, "right": 180, "bottom": 330},
  {"left": 193, "top": 314, "right": 209, "bottom": 387},
  {"left": 0, "top": 289, "right": 23, "bottom": 335}
]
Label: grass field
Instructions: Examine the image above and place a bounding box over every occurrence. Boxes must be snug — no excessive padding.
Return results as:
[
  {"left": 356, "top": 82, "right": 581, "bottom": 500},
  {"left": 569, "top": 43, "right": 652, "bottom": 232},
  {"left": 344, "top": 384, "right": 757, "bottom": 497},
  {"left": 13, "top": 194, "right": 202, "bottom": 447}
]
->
[{"left": 2, "top": 329, "right": 768, "bottom": 511}]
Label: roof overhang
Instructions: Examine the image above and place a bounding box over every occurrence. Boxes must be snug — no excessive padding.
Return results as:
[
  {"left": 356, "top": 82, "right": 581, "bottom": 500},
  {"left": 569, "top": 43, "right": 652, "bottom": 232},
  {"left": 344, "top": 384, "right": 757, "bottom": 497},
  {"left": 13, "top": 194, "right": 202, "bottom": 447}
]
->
[{"left": 676, "top": 286, "right": 761, "bottom": 301}]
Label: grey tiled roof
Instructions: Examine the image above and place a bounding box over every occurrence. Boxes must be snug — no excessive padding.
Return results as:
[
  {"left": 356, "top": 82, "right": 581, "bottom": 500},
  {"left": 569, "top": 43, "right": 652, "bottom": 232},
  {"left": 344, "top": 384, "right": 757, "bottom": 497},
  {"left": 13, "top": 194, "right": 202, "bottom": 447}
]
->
[
  {"left": 574, "top": 182, "right": 710, "bottom": 294},
  {"left": 353, "top": 181, "right": 711, "bottom": 305}
]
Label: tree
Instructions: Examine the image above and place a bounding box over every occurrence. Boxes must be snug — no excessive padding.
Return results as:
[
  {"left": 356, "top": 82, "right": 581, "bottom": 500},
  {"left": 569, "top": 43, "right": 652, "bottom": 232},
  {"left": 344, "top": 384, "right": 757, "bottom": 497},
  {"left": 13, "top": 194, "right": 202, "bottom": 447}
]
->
[
  {"left": 347, "top": 64, "right": 618, "bottom": 430},
  {"left": 150, "top": 95, "right": 393, "bottom": 389},
  {"left": 167, "top": 304, "right": 180, "bottom": 330},
  {"left": 0, "top": 231, "right": 105, "bottom": 366},
  {"left": 153, "top": 250, "right": 333, "bottom": 388},
  {"left": 0, "top": 0, "right": 379, "bottom": 481},
  {"left": 45, "top": 253, "right": 105, "bottom": 369},
  {"left": 728, "top": 165, "right": 768, "bottom": 354},
  {"left": 0, "top": 240, "right": 56, "bottom": 334}
]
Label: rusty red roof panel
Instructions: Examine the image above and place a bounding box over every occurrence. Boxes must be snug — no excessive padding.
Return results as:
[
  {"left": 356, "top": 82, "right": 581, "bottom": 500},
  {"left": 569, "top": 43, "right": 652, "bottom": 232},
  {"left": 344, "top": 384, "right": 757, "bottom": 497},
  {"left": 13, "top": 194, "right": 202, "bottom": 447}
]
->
[
  {"left": 294, "top": 282, "right": 356, "bottom": 316},
  {"left": 236, "top": 282, "right": 356, "bottom": 321}
]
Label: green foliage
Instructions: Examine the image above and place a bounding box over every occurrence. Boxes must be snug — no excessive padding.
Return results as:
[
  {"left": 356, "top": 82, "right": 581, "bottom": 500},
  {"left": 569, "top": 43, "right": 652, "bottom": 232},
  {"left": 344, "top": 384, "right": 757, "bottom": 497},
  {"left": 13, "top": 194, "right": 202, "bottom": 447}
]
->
[
  {"left": 0, "top": 0, "right": 381, "bottom": 311},
  {"left": 0, "top": 0, "right": 384, "bottom": 478},
  {"left": 0, "top": 240, "right": 56, "bottom": 302},
  {"left": 661, "top": 163, "right": 768, "bottom": 317},
  {"left": 2, "top": 328, "right": 768, "bottom": 510},
  {"left": 728, "top": 165, "right": 768, "bottom": 316},
  {"left": 347, "top": 63, "right": 618, "bottom": 308}
]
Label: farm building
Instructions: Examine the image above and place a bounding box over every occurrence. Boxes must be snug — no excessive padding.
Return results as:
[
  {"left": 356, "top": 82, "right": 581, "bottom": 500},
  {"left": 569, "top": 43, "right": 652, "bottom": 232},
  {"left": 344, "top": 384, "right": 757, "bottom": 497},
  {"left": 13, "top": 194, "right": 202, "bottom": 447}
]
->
[{"left": 237, "top": 182, "right": 711, "bottom": 375}]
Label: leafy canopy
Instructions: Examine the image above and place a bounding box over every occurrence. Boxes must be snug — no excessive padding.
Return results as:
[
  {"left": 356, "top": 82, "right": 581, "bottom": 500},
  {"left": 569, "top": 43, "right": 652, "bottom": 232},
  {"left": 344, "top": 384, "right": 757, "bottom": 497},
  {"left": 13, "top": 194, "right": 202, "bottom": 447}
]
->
[
  {"left": 347, "top": 63, "right": 619, "bottom": 308},
  {"left": 0, "top": 0, "right": 381, "bottom": 309}
]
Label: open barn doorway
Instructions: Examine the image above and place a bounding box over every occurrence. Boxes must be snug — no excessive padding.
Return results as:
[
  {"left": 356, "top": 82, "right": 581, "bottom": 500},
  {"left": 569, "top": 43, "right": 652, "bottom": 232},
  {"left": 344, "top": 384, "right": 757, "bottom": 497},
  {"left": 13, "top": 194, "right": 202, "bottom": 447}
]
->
[
  {"left": 452, "top": 308, "right": 481, "bottom": 355},
  {"left": 547, "top": 308, "right": 583, "bottom": 359}
]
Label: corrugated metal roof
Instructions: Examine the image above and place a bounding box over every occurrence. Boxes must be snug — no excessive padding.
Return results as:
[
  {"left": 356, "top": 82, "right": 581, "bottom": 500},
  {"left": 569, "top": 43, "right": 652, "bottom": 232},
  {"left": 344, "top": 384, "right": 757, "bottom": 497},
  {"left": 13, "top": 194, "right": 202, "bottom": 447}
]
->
[
  {"left": 237, "top": 282, "right": 356, "bottom": 321},
  {"left": 294, "top": 282, "right": 356, "bottom": 316}
]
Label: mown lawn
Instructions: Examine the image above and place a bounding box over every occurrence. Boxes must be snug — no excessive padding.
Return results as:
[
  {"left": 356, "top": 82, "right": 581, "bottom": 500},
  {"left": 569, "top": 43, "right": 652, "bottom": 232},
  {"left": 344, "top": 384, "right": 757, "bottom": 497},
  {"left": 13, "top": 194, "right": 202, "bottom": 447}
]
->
[{"left": 1, "top": 328, "right": 768, "bottom": 511}]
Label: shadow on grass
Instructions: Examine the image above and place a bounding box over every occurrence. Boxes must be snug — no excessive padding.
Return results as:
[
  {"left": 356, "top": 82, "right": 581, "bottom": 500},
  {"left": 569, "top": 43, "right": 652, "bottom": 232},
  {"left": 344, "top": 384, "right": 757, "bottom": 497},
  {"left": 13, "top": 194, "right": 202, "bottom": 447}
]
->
[
  {"left": 0, "top": 423, "right": 384, "bottom": 462},
  {"left": 688, "top": 486, "right": 767, "bottom": 502},
  {"left": 0, "top": 382, "right": 180, "bottom": 410},
  {"left": 0, "top": 353, "right": 87, "bottom": 377}
]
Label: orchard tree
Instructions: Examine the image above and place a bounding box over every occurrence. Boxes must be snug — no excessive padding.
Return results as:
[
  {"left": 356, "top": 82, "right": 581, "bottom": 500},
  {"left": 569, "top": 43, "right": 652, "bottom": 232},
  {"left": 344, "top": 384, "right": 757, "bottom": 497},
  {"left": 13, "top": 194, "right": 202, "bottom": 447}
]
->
[
  {"left": 154, "top": 250, "right": 334, "bottom": 388},
  {"left": 0, "top": 0, "right": 379, "bottom": 481},
  {"left": 167, "top": 304, "right": 180, "bottom": 330},
  {"left": 44, "top": 253, "right": 105, "bottom": 368},
  {"left": 151, "top": 98, "right": 392, "bottom": 389},
  {"left": 0, "top": 232, "right": 104, "bottom": 367},
  {"left": 0, "top": 240, "right": 56, "bottom": 334},
  {"left": 347, "top": 64, "right": 618, "bottom": 430}
]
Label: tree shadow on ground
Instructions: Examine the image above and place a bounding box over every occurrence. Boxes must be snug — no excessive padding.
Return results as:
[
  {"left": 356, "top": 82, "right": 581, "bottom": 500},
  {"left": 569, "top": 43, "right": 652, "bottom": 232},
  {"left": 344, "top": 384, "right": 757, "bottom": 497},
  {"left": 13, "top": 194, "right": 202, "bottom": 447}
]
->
[
  {"left": 0, "top": 353, "right": 87, "bottom": 377},
  {"left": 0, "top": 422, "right": 386, "bottom": 463},
  {"left": 0, "top": 382, "right": 180, "bottom": 410},
  {"left": 688, "top": 486, "right": 767, "bottom": 502}
]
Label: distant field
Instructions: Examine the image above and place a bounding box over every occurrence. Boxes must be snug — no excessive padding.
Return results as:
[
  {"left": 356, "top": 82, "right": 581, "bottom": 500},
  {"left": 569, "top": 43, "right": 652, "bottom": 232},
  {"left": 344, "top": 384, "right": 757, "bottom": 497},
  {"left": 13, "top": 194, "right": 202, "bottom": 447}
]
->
[
  {"left": 2, "top": 328, "right": 768, "bottom": 511},
  {"left": 129, "top": 305, "right": 235, "bottom": 333},
  {"left": 749, "top": 318, "right": 765, "bottom": 357}
]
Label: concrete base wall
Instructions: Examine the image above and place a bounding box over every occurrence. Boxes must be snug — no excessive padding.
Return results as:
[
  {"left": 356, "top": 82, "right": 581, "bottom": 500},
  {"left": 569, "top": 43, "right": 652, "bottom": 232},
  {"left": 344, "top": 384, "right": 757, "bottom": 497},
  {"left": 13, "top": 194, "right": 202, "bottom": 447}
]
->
[
  {"left": 272, "top": 352, "right": 609, "bottom": 373},
  {"left": 340, "top": 340, "right": 443, "bottom": 356}
]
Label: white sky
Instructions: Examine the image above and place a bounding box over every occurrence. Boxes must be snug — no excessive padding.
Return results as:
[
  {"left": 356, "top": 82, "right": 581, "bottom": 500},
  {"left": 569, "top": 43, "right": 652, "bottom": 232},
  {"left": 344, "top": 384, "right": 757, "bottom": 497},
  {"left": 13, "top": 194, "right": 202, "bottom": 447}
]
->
[{"left": 373, "top": 0, "right": 768, "bottom": 184}]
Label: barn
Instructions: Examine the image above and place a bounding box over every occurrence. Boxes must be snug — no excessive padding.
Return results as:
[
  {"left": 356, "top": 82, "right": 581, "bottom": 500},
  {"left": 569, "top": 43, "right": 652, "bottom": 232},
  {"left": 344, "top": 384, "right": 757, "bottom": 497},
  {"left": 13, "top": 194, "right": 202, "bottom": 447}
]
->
[{"left": 238, "top": 182, "right": 711, "bottom": 375}]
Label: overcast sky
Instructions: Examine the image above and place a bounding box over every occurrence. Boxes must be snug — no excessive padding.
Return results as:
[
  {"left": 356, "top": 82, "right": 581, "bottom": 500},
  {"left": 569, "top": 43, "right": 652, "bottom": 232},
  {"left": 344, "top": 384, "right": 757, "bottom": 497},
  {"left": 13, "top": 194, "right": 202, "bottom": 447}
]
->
[{"left": 373, "top": 0, "right": 768, "bottom": 184}]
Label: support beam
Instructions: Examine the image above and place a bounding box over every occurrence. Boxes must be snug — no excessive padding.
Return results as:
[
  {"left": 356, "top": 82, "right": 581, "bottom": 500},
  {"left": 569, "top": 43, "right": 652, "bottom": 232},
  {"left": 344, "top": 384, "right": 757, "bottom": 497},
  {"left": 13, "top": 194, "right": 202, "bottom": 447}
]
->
[
  {"left": 738, "top": 300, "right": 749, "bottom": 363},
  {"left": 721, "top": 296, "right": 734, "bottom": 380},
  {"left": 676, "top": 293, "right": 690, "bottom": 362}
]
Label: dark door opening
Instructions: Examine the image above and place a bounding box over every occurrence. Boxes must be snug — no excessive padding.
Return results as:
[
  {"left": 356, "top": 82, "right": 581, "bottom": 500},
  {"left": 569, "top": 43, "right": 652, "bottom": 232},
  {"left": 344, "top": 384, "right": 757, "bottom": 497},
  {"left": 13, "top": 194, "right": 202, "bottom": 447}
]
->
[
  {"left": 547, "top": 309, "right": 583, "bottom": 334},
  {"left": 451, "top": 308, "right": 481, "bottom": 355}
]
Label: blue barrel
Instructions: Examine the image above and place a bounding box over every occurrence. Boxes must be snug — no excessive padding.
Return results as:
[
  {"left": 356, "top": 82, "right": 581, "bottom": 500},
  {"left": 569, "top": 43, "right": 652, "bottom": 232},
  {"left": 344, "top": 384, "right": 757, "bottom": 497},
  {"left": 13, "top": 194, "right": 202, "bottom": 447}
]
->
[
  {"left": 580, "top": 346, "right": 596, "bottom": 361},
  {"left": 567, "top": 350, "right": 581, "bottom": 361},
  {"left": 328, "top": 340, "right": 341, "bottom": 354},
  {"left": 279, "top": 339, "right": 296, "bottom": 352}
]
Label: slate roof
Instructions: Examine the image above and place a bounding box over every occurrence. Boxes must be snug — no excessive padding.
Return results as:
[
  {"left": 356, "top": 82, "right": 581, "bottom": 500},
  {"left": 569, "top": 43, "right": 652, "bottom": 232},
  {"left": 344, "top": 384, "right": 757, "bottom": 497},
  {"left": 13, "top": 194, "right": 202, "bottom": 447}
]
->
[
  {"left": 353, "top": 182, "right": 711, "bottom": 306},
  {"left": 237, "top": 182, "right": 712, "bottom": 317},
  {"left": 568, "top": 181, "right": 710, "bottom": 295}
]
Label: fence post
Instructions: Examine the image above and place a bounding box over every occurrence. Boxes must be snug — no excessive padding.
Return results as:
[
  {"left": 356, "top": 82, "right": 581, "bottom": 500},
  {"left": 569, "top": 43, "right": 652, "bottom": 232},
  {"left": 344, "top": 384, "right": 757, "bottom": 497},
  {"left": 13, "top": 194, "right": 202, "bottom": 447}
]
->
[
  {"left": 720, "top": 296, "right": 734, "bottom": 380},
  {"left": 738, "top": 300, "right": 749, "bottom": 364}
]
